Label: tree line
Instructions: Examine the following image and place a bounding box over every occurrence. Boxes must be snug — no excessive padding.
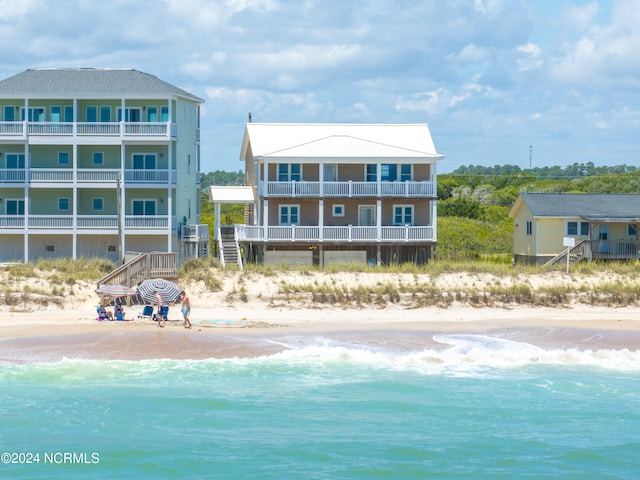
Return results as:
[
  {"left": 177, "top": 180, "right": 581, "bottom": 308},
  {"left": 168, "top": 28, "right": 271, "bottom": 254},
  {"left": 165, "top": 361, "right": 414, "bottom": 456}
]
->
[{"left": 198, "top": 164, "right": 640, "bottom": 261}]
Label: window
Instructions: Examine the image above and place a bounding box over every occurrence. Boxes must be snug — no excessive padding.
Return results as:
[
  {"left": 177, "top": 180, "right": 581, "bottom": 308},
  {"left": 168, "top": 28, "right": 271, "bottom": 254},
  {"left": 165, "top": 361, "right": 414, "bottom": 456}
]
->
[
  {"left": 278, "top": 163, "right": 301, "bottom": 181},
  {"left": 161, "top": 106, "right": 169, "bottom": 122},
  {"left": 526, "top": 220, "right": 532, "bottom": 236},
  {"left": 100, "top": 106, "right": 111, "bottom": 122},
  {"left": 51, "top": 106, "right": 61, "bottom": 122},
  {"left": 92, "top": 152, "right": 104, "bottom": 165},
  {"left": 64, "top": 106, "right": 73, "bottom": 122},
  {"left": 92, "top": 198, "right": 104, "bottom": 211},
  {"left": 45, "top": 244, "right": 56, "bottom": 253},
  {"left": 86, "top": 106, "right": 97, "bottom": 122},
  {"left": 332, "top": 204, "right": 345, "bottom": 217},
  {"left": 279, "top": 205, "right": 299, "bottom": 225},
  {"left": 58, "top": 198, "right": 70, "bottom": 211},
  {"left": 567, "top": 221, "right": 589, "bottom": 236},
  {"left": 132, "top": 200, "right": 156, "bottom": 216},
  {"left": 117, "top": 108, "right": 141, "bottom": 122},
  {"left": 22, "top": 107, "right": 44, "bottom": 121},
  {"left": 58, "top": 152, "right": 70, "bottom": 165},
  {"left": 4, "top": 105, "right": 15, "bottom": 121},
  {"left": 393, "top": 205, "right": 414, "bottom": 225},
  {"left": 628, "top": 224, "right": 637, "bottom": 237},
  {"left": 381, "top": 164, "right": 397, "bottom": 182},
  {"left": 6, "top": 199, "right": 24, "bottom": 215},
  {"left": 400, "top": 164, "right": 412, "bottom": 181},
  {"left": 107, "top": 245, "right": 117, "bottom": 253},
  {"left": 6, "top": 153, "right": 25, "bottom": 169},
  {"left": 133, "top": 153, "right": 156, "bottom": 170},
  {"left": 366, "top": 164, "right": 377, "bottom": 182},
  {"left": 147, "top": 106, "right": 157, "bottom": 122},
  {"left": 580, "top": 222, "right": 589, "bottom": 235}
]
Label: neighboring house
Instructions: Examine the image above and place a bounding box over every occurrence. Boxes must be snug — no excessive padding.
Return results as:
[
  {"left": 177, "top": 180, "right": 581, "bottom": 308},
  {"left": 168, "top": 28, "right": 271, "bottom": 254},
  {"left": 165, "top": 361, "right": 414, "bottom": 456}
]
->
[
  {"left": 235, "top": 122, "right": 443, "bottom": 266},
  {"left": 0, "top": 68, "right": 204, "bottom": 263},
  {"left": 509, "top": 193, "right": 640, "bottom": 265}
]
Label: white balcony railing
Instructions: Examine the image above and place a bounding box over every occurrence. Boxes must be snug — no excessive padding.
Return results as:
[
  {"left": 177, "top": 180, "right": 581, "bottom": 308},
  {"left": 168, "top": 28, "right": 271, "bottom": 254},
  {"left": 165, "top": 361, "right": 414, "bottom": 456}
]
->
[
  {"left": 0, "top": 216, "right": 25, "bottom": 228},
  {"left": 30, "top": 169, "right": 73, "bottom": 182},
  {"left": 77, "top": 169, "right": 120, "bottom": 183},
  {"left": 0, "top": 215, "right": 173, "bottom": 231},
  {"left": 182, "top": 224, "right": 210, "bottom": 242},
  {"left": 0, "top": 169, "right": 26, "bottom": 182},
  {"left": 236, "top": 224, "right": 435, "bottom": 243},
  {"left": 77, "top": 215, "right": 118, "bottom": 229},
  {"left": 29, "top": 215, "right": 73, "bottom": 228},
  {"left": 0, "top": 121, "right": 174, "bottom": 139},
  {"left": 262, "top": 180, "right": 435, "bottom": 197},
  {"left": 125, "top": 215, "right": 169, "bottom": 229},
  {"left": 1, "top": 168, "right": 175, "bottom": 184},
  {"left": 0, "top": 121, "right": 24, "bottom": 135},
  {"left": 125, "top": 169, "right": 171, "bottom": 183}
]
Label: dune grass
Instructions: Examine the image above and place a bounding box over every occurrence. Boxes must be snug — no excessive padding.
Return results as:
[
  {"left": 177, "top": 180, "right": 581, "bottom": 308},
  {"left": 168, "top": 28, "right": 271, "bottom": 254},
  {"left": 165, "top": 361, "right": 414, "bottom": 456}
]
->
[{"left": 4, "top": 257, "right": 640, "bottom": 309}]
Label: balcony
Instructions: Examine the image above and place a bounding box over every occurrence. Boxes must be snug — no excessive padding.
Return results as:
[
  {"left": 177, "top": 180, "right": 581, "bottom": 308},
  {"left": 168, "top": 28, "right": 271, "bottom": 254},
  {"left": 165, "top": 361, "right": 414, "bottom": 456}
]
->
[
  {"left": 236, "top": 224, "right": 435, "bottom": 243},
  {"left": 0, "top": 215, "right": 174, "bottom": 231},
  {"left": 261, "top": 180, "right": 435, "bottom": 198},
  {"left": 0, "top": 121, "right": 176, "bottom": 140},
  {"left": 1, "top": 168, "right": 176, "bottom": 184}
]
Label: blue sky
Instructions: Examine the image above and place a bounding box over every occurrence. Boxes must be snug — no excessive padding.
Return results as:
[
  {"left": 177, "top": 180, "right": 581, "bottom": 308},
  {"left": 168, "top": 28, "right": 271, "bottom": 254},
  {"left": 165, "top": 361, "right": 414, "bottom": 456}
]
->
[{"left": 1, "top": 0, "right": 638, "bottom": 173}]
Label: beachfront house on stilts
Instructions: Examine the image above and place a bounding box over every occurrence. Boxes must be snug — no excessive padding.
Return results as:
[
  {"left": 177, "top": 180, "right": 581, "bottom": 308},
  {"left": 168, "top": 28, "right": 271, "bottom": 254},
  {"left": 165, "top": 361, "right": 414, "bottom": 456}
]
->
[
  {"left": 0, "top": 68, "right": 209, "bottom": 267},
  {"left": 225, "top": 122, "right": 443, "bottom": 266}
]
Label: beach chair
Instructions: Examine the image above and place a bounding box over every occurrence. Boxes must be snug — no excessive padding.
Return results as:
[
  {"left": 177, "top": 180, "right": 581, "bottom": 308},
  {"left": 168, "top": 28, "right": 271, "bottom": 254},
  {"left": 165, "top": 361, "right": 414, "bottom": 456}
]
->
[
  {"left": 153, "top": 305, "right": 169, "bottom": 322},
  {"left": 138, "top": 305, "right": 153, "bottom": 319}
]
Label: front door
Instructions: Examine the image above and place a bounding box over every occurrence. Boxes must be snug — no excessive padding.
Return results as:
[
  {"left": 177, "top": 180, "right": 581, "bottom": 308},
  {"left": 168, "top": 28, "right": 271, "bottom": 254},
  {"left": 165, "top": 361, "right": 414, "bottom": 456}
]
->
[
  {"left": 597, "top": 224, "right": 610, "bottom": 253},
  {"left": 358, "top": 205, "right": 375, "bottom": 226}
]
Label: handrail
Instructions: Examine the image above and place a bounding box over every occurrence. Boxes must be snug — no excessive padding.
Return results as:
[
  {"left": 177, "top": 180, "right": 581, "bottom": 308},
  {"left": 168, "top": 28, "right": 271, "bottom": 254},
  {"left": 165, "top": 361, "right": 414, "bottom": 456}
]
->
[
  {"left": 97, "top": 252, "right": 178, "bottom": 287},
  {"left": 234, "top": 225, "right": 243, "bottom": 270},
  {"left": 542, "top": 240, "right": 587, "bottom": 267},
  {"left": 216, "top": 226, "right": 225, "bottom": 269},
  {"left": 97, "top": 252, "right": 146, "bottom": 287}
]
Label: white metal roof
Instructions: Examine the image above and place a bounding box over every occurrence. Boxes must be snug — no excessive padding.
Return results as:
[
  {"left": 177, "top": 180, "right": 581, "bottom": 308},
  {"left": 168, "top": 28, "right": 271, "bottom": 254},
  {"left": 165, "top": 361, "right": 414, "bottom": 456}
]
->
[
  {"left": 208, "top": 186, "right": 255, "bottom": 203},
  {"left": 240, "top": 123, "right": 443, "bottom": 161}
]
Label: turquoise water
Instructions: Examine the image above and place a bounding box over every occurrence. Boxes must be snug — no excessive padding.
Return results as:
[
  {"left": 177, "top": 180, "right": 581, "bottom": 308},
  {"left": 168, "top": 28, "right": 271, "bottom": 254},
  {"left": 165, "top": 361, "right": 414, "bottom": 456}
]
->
[{"left": 1, "top": 334, "right": 640, "bottom": 479}]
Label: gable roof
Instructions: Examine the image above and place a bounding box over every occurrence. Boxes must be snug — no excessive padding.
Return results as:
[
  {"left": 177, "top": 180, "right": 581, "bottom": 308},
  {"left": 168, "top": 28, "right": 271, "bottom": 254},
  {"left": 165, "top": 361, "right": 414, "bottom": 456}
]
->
[
  {"left": 240, "top": 123, "right": 443, "bottom": 161},
  {"left": 510, "top": 193, "right": 640, "bottom": 222},
  {"left": 0, "top": 68, "right": 203, "bottom": 102}
]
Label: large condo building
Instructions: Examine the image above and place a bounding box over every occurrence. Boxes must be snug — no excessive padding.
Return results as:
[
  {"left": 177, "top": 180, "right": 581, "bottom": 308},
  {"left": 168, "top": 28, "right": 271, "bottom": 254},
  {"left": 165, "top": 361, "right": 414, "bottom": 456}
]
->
[{"left": 0, "top": 68, "right": 203, "bottom": 263}]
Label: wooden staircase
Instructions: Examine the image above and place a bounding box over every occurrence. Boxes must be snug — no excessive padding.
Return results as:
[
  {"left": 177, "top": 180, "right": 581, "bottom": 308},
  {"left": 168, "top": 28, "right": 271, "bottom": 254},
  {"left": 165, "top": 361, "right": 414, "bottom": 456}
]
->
[
  {"left": 97, "top": 252, "right": 178, "bottom": 287},
  {"left": 218, "top": 226, "right": 243, "bottom": 269},
  {"left": 542, "top": 240, "right": 588, "bottom": 268}
]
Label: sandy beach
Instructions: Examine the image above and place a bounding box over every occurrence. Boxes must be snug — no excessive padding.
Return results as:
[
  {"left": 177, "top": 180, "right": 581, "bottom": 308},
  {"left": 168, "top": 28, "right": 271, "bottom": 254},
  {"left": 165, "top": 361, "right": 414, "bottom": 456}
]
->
[{"left": 2, "top": 269, "right": 640, "bottom": 362}]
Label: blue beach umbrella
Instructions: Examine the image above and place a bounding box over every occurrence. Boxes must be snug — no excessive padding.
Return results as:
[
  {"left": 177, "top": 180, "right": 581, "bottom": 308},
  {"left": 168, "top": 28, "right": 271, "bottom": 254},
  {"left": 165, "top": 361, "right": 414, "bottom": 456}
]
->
[{"left": 137, "top": 278, "right": 182, "bottom": 305}]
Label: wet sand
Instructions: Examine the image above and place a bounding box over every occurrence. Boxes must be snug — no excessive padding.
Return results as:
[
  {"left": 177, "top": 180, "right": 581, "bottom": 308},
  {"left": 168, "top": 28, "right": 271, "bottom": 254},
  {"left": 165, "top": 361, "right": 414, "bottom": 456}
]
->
[{"left": 1, "top": 305, "right": 640, "bottom": 363}]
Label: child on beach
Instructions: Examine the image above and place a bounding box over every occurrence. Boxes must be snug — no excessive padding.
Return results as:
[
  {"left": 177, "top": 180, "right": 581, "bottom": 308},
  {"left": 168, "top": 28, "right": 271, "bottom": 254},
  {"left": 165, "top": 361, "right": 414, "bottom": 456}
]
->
[{"left": 180, "top": 291, "right": 192, "bottom": 329}]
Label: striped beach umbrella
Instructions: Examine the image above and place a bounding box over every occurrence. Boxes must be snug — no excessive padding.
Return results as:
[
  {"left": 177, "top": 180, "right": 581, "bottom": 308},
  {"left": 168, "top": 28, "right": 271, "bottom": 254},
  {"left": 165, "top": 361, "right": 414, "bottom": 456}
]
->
[
  {"left": 137, "top": 278, "right": 182, "bottom": 305},
  {"left": 96, "top": 284, "right": 138, "bottom": 298}
]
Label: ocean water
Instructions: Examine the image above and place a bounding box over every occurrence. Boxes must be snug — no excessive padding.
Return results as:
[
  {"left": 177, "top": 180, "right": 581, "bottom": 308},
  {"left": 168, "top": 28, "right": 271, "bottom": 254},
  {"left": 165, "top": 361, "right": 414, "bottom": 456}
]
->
[{"left": 1, "top": 334, "right": 640, "bottom": 479}]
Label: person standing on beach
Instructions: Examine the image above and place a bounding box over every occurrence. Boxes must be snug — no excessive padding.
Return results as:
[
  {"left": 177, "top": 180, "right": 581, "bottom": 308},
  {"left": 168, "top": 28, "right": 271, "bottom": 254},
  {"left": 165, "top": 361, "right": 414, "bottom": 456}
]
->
[
  {"left": 180, "top": 291, "right": 192, "bottom": 329},
  {"left": 156, "top": 292, "right": 165, "bottom": 327}
]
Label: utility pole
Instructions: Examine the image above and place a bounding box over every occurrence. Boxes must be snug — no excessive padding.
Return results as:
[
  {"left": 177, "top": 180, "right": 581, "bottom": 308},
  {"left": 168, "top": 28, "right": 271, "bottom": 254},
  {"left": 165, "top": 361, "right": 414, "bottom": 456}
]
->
[{"left": 529, "top": 145, "right": 532, "bottom": 170}]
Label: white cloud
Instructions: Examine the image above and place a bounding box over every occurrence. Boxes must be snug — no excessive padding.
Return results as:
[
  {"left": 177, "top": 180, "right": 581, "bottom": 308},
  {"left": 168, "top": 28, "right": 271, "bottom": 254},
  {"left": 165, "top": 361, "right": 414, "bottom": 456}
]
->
[
  {"left": 0, "top": 0, "right": 639, "bottom": 172},
  {"left": 449, "top": 43, "right": 490, "bottom": 63},
  {"left": 516, "top": 43, "right": 543, "bottom": 71},
  {"left": 549, "top": 0, "right": 640, "bottom": 86},
  {"left": 0, "top": 0, "right": 41, "bottom": 20}
]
